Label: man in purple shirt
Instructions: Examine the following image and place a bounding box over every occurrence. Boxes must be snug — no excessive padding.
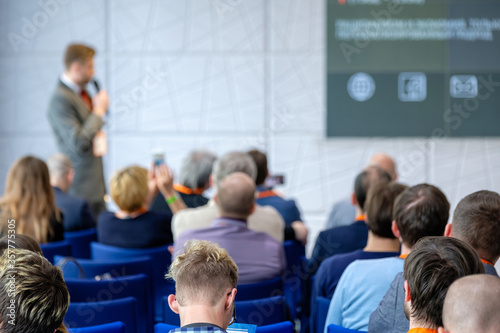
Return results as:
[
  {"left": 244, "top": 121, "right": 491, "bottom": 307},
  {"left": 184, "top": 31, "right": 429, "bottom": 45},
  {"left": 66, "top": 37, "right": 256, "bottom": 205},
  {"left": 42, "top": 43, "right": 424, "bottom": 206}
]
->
[{"left": 174, "top": 172, "right": 286, "bottom": 284}]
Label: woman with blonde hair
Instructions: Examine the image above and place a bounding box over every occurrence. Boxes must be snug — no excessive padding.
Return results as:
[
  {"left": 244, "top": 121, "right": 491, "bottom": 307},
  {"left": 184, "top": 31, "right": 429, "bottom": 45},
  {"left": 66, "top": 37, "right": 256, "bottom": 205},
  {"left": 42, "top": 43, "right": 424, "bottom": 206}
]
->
[
  {"left": 97, "top": 163, "right": 180, "bottom": 248},
  {"left": 0, "top": 156, "right": 64, "bottom": 243}
]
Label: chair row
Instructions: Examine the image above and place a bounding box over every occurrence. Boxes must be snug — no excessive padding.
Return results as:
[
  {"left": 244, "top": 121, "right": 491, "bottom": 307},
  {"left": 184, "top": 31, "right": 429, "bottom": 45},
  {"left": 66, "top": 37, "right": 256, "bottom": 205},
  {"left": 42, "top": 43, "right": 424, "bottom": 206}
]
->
[{"left": 67, "top": 321, "right": 295, "bottom": 333}]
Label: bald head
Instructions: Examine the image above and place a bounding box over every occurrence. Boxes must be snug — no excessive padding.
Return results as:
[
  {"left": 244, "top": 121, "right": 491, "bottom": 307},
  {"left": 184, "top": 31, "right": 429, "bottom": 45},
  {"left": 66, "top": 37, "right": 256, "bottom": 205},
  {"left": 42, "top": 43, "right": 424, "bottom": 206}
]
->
[
  {"left": 216, "top": 172, "right": 256, "bottom": 219},
  {"left": 368, "top": 153, "right": 397, "bottom": 181},
  {"left": 440, "top": 275, "right": 500, "bottom": 333}
]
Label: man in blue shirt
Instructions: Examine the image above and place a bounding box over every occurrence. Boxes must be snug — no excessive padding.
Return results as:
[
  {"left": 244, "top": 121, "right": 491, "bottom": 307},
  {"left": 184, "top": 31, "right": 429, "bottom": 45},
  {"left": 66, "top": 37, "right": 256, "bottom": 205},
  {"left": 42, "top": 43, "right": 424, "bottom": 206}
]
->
[{"left": 166, "top": 240, "right": 238, "bottom": 333}]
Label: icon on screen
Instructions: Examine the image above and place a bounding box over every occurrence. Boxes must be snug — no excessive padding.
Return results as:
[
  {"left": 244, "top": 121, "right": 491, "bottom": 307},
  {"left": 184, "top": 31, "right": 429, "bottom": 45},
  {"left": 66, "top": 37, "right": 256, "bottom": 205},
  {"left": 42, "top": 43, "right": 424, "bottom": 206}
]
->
[
  {"left": 398, "top": 73, "right": 426, "bottom": 102},
  {"left": 450, "top": 75, "right": 478, "bottom": 98},
  {"left": 347, "top": 73, "right": 375, "bottom": 102}
]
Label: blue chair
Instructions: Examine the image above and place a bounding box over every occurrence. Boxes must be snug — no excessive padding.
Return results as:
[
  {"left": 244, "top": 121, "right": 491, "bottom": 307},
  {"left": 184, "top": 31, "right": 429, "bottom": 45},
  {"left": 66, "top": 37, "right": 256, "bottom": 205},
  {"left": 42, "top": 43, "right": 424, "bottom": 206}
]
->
[
  {"left": 40, "top": 240, "right": 72, "bottom": 264},
  {"left": 155, "top": 323, "right": 178, "bottom": 333},
  {"left": 65, "top": 274, "right": 153, "bottom": 333},
  {"left": 91, "top": 242, "right": 172, "bottom": 322},
  {"left": 236, "top": 276, "right": 283, "bottom": 301},
  {"left": 68, "top": 321, "right": 126, "bottom": 333},
  {"left": 54, "top": 255, "right": 154, "bottom": 283},
  {"left": 257, "top": 321, "right": 294, "bottom": 333},
  {"left": 283, "top": 241, "right": 306, "bottom": 319},
  {"left": 327, "top": 324, "right": 367, "bottom": 333},
  {"left": 314, "top": 297, "right": 331, "bottom": 333},
  {"left": 64, "top": 228, "right": 98, "bottom": 259},
  {"left": 65, "top": 297, "right": 138, "bottom": 333},
  {"left": 235, "top": 295, "right": 287, "bottom": 326}
]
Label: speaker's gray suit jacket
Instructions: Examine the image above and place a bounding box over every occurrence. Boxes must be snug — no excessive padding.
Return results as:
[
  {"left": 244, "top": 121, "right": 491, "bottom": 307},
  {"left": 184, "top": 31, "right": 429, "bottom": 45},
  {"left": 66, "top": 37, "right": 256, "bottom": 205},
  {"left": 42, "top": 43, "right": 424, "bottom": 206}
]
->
[{"left": 47, "top": 80, "right": 106, "bottom": 204}]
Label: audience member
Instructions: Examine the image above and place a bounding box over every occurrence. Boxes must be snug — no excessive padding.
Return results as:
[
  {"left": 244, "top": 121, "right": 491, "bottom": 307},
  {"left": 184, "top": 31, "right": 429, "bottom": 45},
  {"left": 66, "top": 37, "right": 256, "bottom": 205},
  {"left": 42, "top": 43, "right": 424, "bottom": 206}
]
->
[
  {"left": 370, "top": 189, "right": 500, "bottom": 333},
  {"left": 308, "top": 166, "right": 391, "bottom": 273},
  {"left": 173, "top": 151, "right": 284, "bottom": 242},
  {"left": 327, "top": 184, "right": 449, "bottom": 332},
  {"left": 47, "top": 153, "right": 96, "bottom": 231},
  {"left": 310, "top": 182, "right": 406, "bottom": 333},
  {"left": 439, "top": 275, "right": 500, "bottom": 333},
  {"left": 174, "top": 172, "right": 285, "bottom": 284},
  {"left": 167, "top": 240, "right": 238, "bottom": 332},
  {"left": 326, "top": 153, "right": 398, "bottom": 229},
  {"left": 0, "top": 248, "right": 70, "bottom": 333},
  {"left": 97, "top": 164, "right": 174, "bottom": 248},
  {"left": 151, "top": 150, "right": 216, "bottom": 213},
  {"left": 403, "top": 237, "right": 484, "bottom": 333},
  {"left": 247, "top": 149, "right": 308, "bottom": 244},
  {"left": 0, "top": 234, "right": 42, "bottom": 255},
  {"left": 450, "top": 190, "right": 500, "bottom": 276},
  {"left": 0, "top": 156, "right": 64, "bottom": 243}
]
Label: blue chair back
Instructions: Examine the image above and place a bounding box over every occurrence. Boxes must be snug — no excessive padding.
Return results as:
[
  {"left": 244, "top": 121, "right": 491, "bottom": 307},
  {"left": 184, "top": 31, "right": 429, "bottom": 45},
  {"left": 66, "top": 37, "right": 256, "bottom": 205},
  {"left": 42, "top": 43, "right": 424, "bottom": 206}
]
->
[
  {"left": 315, "top": 297, "right": 331, "bottom": 333},
  {"left": 236, "top": 276, "right": 283, "bottom": 301},
  {"left": 54, "top": 255, "right": 154, "bottom": 283},
  {"left": 235, "top": 295, "right": 287, "bottom": 326},
  {"left": 65, "top": 297, "right": 137, "bottom": 333},
  {"left": 65, "top": 274, "right": 153, "bottom": 333},
  {"left": 64, "top": 228, "right": 97, "bottom": 259},
  {"left": 327, "top": 324, "right": 367, "bottom": 333},
  {"left": 155, "top": 323, "right": 178, "bottom": 333},
  {"left": 68, "top": 321, "right": 126, "bottom": 333},
  {"left": 256, "top": 321, "right": 294, "bottom": 333},
  {"left": 40, "top": 240, "right": 72, "bottom": 264},
  {"left": 90, "top": 242, "right": 171, "bottom": 322},
  {"left": 283, "top": 241, "right": 306, "bottom": 319}
]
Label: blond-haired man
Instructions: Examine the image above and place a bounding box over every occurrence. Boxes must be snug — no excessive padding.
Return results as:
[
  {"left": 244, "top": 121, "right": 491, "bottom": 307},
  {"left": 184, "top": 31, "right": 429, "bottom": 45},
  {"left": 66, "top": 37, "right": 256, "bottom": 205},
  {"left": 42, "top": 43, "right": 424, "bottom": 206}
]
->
[{"left": 167, "top": 240, "right": 238, "bottom": 332}]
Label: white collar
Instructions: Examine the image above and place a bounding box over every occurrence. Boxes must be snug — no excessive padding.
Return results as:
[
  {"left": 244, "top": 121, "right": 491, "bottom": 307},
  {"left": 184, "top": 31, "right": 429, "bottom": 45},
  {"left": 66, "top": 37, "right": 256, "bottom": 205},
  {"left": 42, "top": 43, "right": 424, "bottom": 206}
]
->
[{"left": 60, "top": 73, "right": 81, "bottom": 94}]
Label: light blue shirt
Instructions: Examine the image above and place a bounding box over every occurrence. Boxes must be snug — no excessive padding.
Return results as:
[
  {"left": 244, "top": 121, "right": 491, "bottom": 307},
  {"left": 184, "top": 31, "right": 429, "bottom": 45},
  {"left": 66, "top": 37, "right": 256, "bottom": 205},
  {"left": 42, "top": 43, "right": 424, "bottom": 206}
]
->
[{"left": 324, "top": 256, "right": 404, "bottom": 332}]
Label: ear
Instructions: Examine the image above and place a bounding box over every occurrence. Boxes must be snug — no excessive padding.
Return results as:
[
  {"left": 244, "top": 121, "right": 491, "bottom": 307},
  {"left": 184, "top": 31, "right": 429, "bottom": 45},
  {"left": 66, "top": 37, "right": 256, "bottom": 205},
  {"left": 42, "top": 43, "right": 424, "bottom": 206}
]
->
[
  {"left": 67, "top": 169, "right": 75, "bottom": 184},
  {"left": 404, "top": 280, "right": 411, "bottom": 302},
  {"left": 225, "top": 288, "right": 237, "bottom": 310},
  {"left": 351, "top": 193, "right": 357, "bottom": 206},
  {"left": 249, "top": 204, "right": 256, "bottom": 215},
  {"left": 213, "top": 194, "right": 218, "bottom": 204},
  {"left": 444, "top": 223, "right": 452, "bottom": 237},
  {"left": 438, "top": 327, "right": 450, "bottom": 333},
  {"left": 392, "top": 221, "right": 401, "bottom": 239},
  {"left": 209, "top": 174, "right": 214, "bottom": 189},
  {"left": 167, "top": 294, "right": 179, "bottom": 314}
]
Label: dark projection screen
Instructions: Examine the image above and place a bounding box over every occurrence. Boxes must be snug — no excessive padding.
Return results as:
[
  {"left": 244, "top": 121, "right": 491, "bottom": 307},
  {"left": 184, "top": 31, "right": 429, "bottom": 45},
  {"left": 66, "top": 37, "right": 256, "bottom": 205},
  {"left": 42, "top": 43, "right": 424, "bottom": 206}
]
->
[{"left": 327, "top": 0, "right": 500, "bottom": 137}]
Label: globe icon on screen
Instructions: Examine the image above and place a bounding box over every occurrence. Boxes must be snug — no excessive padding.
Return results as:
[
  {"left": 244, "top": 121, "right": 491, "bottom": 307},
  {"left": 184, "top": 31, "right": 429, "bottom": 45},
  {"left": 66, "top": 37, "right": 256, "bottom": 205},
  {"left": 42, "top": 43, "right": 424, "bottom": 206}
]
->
[{"left": 347, "top": 72, "right": 375, "bottom": 102}]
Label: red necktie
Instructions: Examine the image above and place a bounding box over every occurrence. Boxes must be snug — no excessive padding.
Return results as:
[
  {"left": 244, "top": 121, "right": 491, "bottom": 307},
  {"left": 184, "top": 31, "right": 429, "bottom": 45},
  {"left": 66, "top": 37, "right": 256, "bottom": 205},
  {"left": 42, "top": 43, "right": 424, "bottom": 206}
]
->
[{"left": 80, "top": 90, "right": 93, "bottom": 111}]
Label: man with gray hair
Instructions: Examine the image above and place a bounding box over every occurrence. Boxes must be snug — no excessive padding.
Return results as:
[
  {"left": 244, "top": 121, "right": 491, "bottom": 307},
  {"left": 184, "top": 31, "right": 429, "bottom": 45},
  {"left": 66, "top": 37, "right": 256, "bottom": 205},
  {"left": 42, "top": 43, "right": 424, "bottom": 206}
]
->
[
  {"left": 47, "top": 153, "right": 96, "bottom": 231},
  {"left": 173, "top": 151, "right": 284, "bottom": 242},
  {"left": 151, "top": 150, "right": 216, "bottom": 213}
]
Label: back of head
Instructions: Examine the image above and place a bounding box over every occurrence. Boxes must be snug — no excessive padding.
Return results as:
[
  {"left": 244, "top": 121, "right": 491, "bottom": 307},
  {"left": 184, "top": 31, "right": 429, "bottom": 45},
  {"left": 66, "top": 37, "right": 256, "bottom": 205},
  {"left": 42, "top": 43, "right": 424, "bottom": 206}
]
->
[
  {"left": 0, "top": 156, "right": 57, "bottom": 243},
  {"left": 212, "top": 152, "right": 257, "bottom": 189},
  {"left": 110, "top": 165, "right": 148, "bottom": 212},
  {"left": 247, "top": 150, "right": 268, "bottom": 185},
  {"left": 404, "top": 236, "right": 484, "bottom": 329},
  {"left": 64, "top": 43, "right": 95, "bottom": 70},
  {"left": 47, "top": 153, "right": 73, "bottom": 183},
  {"left": 394, "top": 184, "right": 450, "bottom": 248},
  {"left": 368, "top": 153, "right": 398, "bottom": 180},
  {"left": 0, "top": 235, "right": 42, "bottom": 255},
  {"left": 365, "top": 182, "right": 408, "bottom": 238},
  {"left": 452, "top": 190, "right": 500, "bottom": 264},
  {"left": 217, "top": 172, "right": 256, "bottom": 218},
  {"left": 178, "top": 150, "right": 217, "bottom": 190},
  {"left": 167, "top": 240, "right": 238, "bottom": 307},
  {"left": 354, "top": 166, "right": 392, "bottom": 211},
  {"left": 442, "top": 274, "right": 500, "bottom": 333},
  {"left": 0, "top": 249, "right": 69, "bottom": 333}
]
